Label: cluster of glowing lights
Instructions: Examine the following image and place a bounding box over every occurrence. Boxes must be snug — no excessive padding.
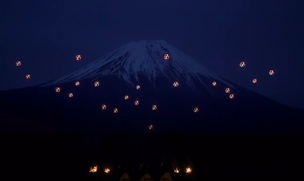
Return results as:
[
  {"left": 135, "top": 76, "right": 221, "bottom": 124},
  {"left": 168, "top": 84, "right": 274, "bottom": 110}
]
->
[
  {"left": 185, "top": 167, "right": 192, "bottom": 174},
  {"left": 134, "top": 100, "right": 140, "bottom": 106},
  {"left": 225, "top": 88, "right": 231, "bottom": 94},
  {"left": 14, "top": 60, "right": 32, "bottom": 81},
  {"left": 94, "top": 81, "right": 100, "bottom": 87},
  {"left": 15, "top": 50, "right": 279, "bottom": 137},
  {"left": 55, "top": 87, "right": 61, "bottom": 93},
  {"left": 173, "top": 81, "right": 179, "bottom": 87},
  {"left": 89, "top": 165, "right": 98, "bottom": 173},
  {"left": 75, "top": 54, "right": 82, "bottom": 61},
  {"left": 25, "top": 74, "right": 31, "bottom": 80},
  {"left": 237, "top": 60, "right": 276, "bottom": 86},
  {"left": 104, "top": 168, "right": 110, "bottom": 174},
  {"left": 152, "top": 105, "right": 157, "bottom": 111},
  {"left": 213, "top": 82, "right": 235, "bottom": 100},
  {"left": 87, "top": 164, "right": 192, "bottom": 179},
  {"left": 163, "top": 53, "right": 170, "bottom": 60},
  {"left": 174, "top": 167, "right": 180, "bottom": 174},
  {"left": 229, "top": 93, "right": 235, "bottom": 99},
  {"left": 101, "top": 104, "right": 107, "bottom": 110},
  {"left": 88, "top": 164, "right": 191, "bottom": 175},
  {"left": 45, "top": 54, "right": 278, "bottom": 131},
  {"left": 16, "top": 60, "right": 22, "bottom": 67},
  {"left": 239, "top": 61, "right": 246, "bottom": 67},
  {"left": 124, "top": 95, "right": 129, "bottom": 100}
]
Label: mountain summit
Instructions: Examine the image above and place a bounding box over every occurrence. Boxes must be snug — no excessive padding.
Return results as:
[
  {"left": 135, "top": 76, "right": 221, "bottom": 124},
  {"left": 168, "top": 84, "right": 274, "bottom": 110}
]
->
[{"left": 48, "top": 40, "right": 231, "bottom": 90}]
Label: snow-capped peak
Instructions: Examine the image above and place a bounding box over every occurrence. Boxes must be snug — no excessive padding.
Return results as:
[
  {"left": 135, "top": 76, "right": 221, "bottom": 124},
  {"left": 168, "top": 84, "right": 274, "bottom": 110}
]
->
[{"left": 48, "top": 40, "right": 231, "bottom": 88}]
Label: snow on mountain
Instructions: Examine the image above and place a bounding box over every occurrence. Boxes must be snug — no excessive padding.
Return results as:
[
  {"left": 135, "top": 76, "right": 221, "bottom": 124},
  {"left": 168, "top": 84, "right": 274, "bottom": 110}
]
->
[{"left": 46, "top": 40, "right": 233, "bottom": 90}]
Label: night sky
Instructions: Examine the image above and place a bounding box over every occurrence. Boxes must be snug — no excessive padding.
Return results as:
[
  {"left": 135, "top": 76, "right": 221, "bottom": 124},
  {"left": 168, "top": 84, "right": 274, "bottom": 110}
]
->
[{"left": 0, "top": 0, "right": 303, "bottom": 109}]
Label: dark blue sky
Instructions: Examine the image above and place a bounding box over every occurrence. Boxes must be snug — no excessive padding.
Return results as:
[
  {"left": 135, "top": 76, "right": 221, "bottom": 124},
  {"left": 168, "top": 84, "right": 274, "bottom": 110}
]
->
[{"left": 0, "top": 0, "right": 303, "bottom": 109}]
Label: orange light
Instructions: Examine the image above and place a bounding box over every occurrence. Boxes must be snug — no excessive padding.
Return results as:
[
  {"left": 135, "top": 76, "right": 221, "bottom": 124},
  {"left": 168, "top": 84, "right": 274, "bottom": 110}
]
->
[
  {"left": 173, "top": 81, "right": 179, "bottom": 87},
  {"left": 136, "top": 85, "right": 141, "bottom": 90},
  {"left": 252, "top": 78, "right": 257, "bottom": 84},
  {"left": 225, "top": 88, "right": 231, "bottom": 93},
  {"left": 94, "top": 81, "right": 100, "bottom": 87},
  {"left": 229, "top": 93, "right": 235, "bottom": 99},
  {"left": 89, "top": 165, "right": 98, "bottom": 173},
  {"left": 269, "top": 69, "right": 275, "bottom": 76},
  {"left": 163, "top": 53, "right": 170, "bottom": 60},
  {"left": 152, "top": 105, "right": 157, "bottom": 111},
  {"left": 113, "top": 108, "right": 118, "bottom": 113},
  {"left": 212, "top": 81, "right": 217, "bottom": 86},
  {"left": 55, "top": 87, "right": 61, "bottom": 93},
  {"left": 124, "top": 95, "right": 129, "bottom": 100},
  {"left": 101, "top": 104, "right": 107, "bottom": 110},
  {"left": 239, "top": 61, "right": 246, "bottom": 67},
  {"left": 25, "top": 74, "right": 31, "bottom": 79},
  {"left": 193, "top": 107, "right": 199, "bottom": 113},
  {"left": 68, "top": 93, "right": 74, "bottom": 98},
  {"left": 185, "top": 167, "right": 192, "bottom": 174},
  {"left": 174, "top": 167, "right": 180, "bottom": 174},
  {"left": 75, "top": 81, "right": 80, "bottom": 86},
  {"left": 104, "top": 167, "right": 110, "bottom": 174},
  {"left": 75, "top": 54, "right": 82, "bottom": 61},
  {"left": 148, "top": 124, "right": 154, "bottom": 130},
  {"left": 16, "top": 60, "right": 22, "bottom": 67},
  {"left": 134, "top": 100, "right": 140, "bottom": 106}
]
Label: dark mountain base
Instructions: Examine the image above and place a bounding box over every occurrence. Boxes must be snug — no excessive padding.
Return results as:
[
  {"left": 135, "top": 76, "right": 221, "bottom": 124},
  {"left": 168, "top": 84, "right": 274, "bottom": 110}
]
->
[
  {"left": 1, "top": 84, "right": 304, "bottom": 135},
  {"left": 1, "top": 133, "right": 303, "bottom": 181}
]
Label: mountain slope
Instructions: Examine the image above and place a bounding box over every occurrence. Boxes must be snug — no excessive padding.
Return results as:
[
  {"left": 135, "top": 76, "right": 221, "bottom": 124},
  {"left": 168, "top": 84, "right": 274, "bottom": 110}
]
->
[{"left": 0, "top": 80, "right": 303, "bottom": 134}]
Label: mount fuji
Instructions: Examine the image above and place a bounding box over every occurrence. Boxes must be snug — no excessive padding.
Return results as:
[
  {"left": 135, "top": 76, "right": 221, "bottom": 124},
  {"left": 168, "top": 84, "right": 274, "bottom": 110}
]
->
[
  {"left": 0, "top": 40, "right": 303, "bottom": 134},
  {"left": 46, "top": 40, "right": 232, "bottom": 89}
]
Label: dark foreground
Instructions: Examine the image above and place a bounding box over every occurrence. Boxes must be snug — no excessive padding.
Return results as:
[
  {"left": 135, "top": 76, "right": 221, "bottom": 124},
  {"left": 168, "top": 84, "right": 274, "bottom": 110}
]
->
[{"left": 1, "top": 133, "right": 303, "bottom": 181}]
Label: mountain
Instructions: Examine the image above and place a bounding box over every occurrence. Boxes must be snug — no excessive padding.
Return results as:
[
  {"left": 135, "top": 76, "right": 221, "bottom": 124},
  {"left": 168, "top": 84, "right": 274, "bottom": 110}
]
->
[
  {"left": 45, "top": 40, "right": 232, "bottom": 89},
  {"left": 0, "top": 40, "right": 303, "bottom": 135}
]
